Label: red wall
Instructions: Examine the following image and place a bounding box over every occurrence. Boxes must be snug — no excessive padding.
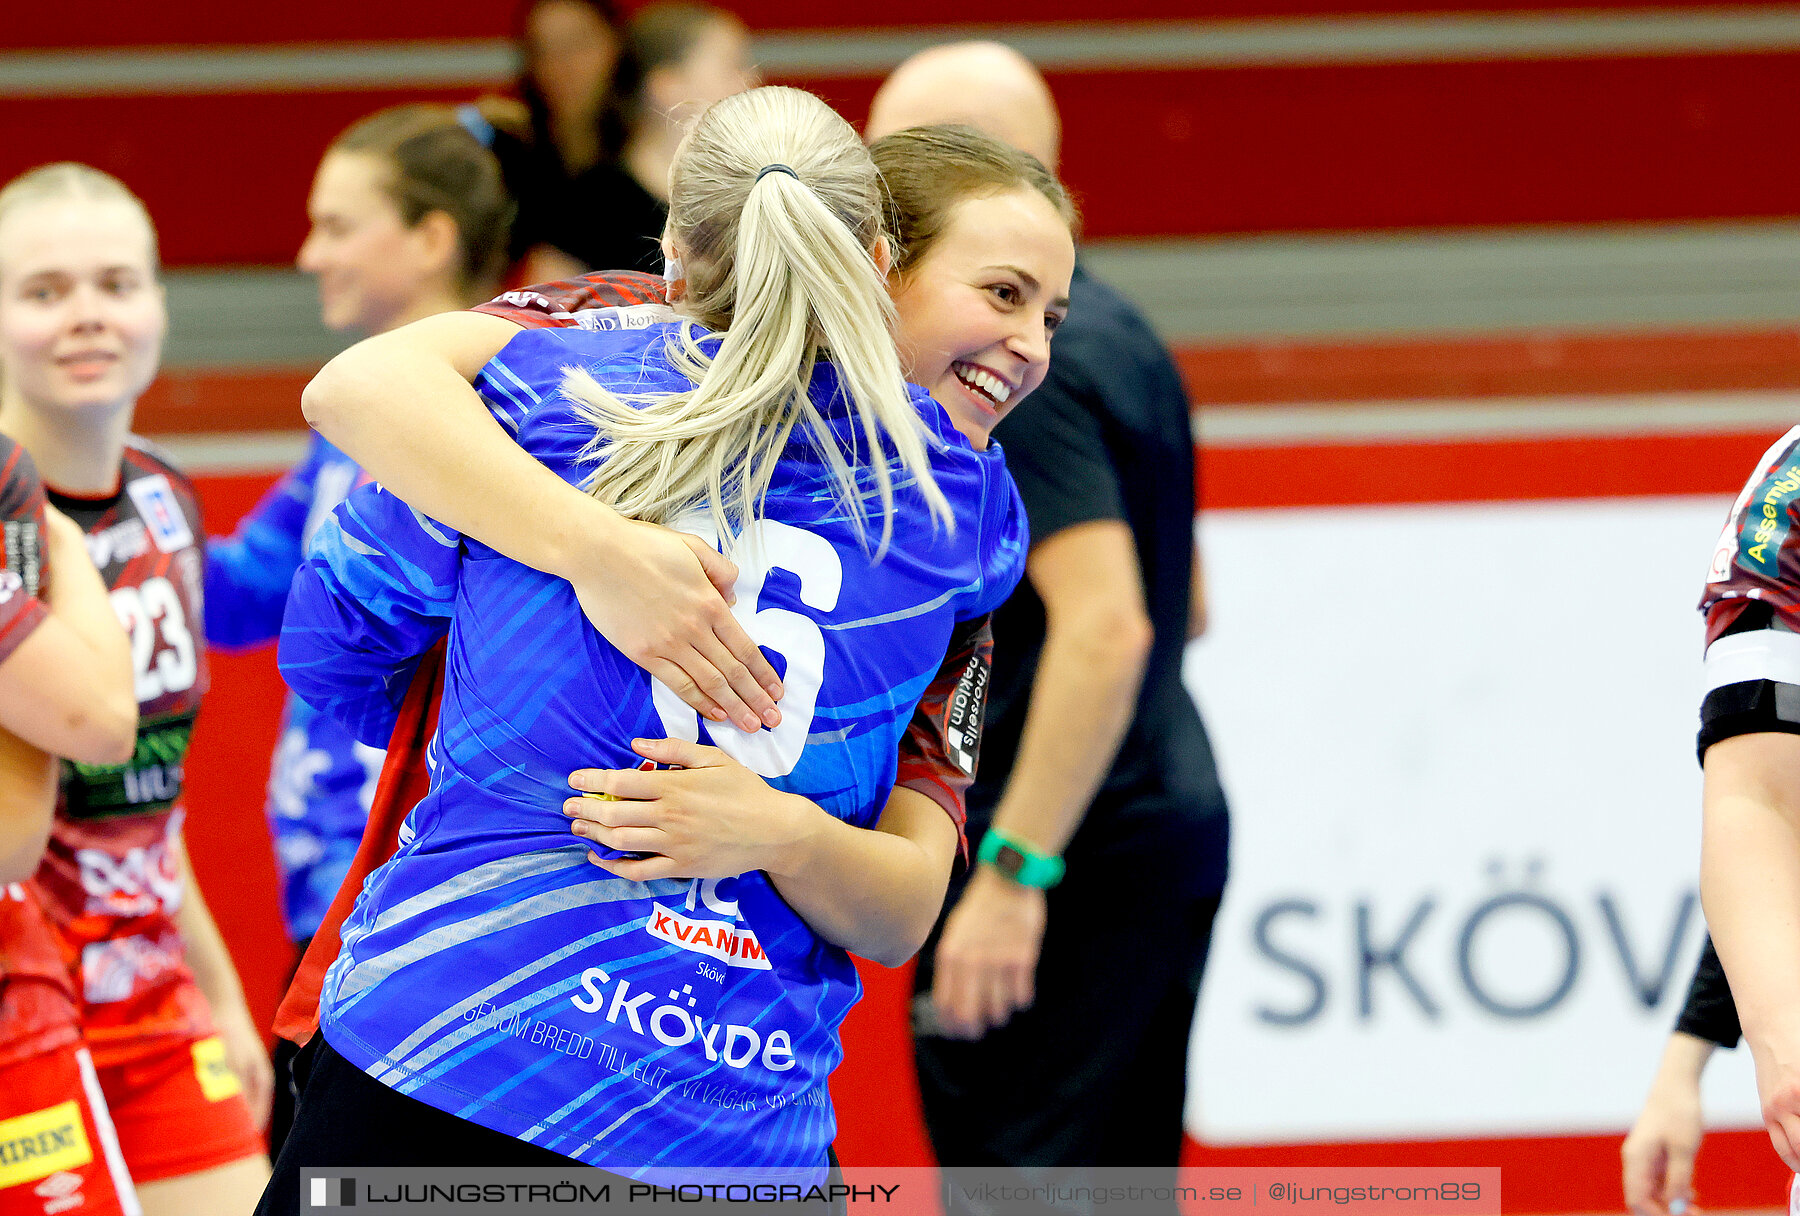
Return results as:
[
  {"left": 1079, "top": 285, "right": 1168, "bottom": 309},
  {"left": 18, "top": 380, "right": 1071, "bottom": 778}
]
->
[
  {"left": 7, "top": 7, "right": 1800, "bottom": 264},
  {"left": 8, "top": 53, "right": 1799, "bottom": 265}
]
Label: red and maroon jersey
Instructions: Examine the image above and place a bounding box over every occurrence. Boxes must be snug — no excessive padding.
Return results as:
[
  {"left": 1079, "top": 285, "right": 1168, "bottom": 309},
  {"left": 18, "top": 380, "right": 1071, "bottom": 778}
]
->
[
  {"left": 0, "top": 438, "right": 79, "bottom": 1069},
  {"left": 1698, "top": 426, "right": 1800, "bottom": 758},
  {"left": 471, "top": 270, "right": 667, "bottom": 328},
  {"left": 37, "top": 439, "right": 212, "bottom": 1063},
  {"left": 473, "top": 271, "right": 989, "bottom": 851},
  {"left": 0, "top": 435, "right": 49, "bottom": 665}
]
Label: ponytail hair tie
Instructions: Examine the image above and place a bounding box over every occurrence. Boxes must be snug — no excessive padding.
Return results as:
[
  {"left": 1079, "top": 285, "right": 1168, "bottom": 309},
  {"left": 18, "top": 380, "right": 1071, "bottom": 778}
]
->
[{"left": 755, "top": 163, "right": 799, "bottom": 184}]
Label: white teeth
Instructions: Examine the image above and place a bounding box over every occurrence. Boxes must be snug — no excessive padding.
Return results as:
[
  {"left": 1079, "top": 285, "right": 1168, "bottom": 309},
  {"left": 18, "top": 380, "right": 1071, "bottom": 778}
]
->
[{"left": 953, "top": 363, "right": 1011, "bottom": 404}]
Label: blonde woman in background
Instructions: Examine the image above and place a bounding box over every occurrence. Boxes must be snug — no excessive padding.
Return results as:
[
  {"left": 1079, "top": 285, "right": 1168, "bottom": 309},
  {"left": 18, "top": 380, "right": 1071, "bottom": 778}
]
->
[{"left": 0, "top": 163, "right": 269, "bottom": 1216}]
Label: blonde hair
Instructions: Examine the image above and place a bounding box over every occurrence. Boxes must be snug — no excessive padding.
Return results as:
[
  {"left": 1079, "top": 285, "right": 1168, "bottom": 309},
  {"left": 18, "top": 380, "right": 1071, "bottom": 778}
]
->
[
  {"left": 0, "top": 163, "right": 160, "bottom": 278},
  {"left": 566, "top": 86, "right": 951, "bottom": 554}
]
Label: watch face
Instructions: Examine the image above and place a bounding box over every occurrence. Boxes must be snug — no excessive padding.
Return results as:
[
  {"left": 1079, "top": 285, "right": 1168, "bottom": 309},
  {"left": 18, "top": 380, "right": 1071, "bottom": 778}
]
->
[{"left": 994, "top": 845, "right": 1026, "bottom": 878}]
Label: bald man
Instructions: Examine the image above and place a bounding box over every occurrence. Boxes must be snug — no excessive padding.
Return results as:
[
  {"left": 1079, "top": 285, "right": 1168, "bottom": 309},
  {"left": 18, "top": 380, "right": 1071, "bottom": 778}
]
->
[
  {"left": 867, "top": 42, "right": 1062, "bottom": 169},
  {"left": 870, "top": 43, "right": 1229, "bottom": 1191}
]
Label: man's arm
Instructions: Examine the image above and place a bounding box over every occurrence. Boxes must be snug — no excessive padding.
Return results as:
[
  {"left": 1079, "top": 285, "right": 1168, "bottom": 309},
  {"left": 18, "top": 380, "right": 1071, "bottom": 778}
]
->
[
  {"left": 930, "top": 520, "right": 1153, "bottom": 1037},
  {"left": 1622, "top": 1030, "right": 1715, "bottom": 1216}
]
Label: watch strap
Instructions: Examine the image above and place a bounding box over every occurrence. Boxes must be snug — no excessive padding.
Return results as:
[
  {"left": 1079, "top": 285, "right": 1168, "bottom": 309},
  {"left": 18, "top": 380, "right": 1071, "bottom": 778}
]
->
[{"left": 977, "top": 829, "right": 1065, "bottom": 889}]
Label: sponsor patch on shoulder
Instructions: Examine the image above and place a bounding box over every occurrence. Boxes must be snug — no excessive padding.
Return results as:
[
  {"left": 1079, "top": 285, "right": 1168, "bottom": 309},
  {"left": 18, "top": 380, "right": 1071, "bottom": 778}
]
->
[
  {"left": 944, "top": 647, "right": 990, "bottom": 777},
  {"left": 1735, "top": 460, "right": 1800, "bottom": 578},
  {"left": 126, "top": 474, "right": 194, "bottom": 554}
]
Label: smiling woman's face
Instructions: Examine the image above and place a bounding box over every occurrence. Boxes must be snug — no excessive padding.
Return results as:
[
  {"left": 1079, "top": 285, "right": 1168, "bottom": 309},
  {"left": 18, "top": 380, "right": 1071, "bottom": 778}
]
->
[
  {"left": 890, "top": 186, "right": 1074, "bottom": 449},
  {"left": 0, "top": 197, "right": 165, "bottom": 416}
]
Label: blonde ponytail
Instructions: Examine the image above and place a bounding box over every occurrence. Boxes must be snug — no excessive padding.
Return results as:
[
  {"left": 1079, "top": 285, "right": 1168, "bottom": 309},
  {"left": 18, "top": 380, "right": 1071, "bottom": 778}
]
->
[{"left": 565, "top": 86, "right": 951, "bottom": 555}]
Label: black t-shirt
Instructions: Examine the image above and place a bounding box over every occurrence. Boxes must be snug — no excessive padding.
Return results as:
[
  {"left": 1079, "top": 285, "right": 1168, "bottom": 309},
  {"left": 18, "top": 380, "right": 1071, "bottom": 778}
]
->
[
  {"left": 973, "top": 262, "right": 1228, "bottom": 895},
  {"left": 492, "top": 132, "right": 668, "bottom": 274}
]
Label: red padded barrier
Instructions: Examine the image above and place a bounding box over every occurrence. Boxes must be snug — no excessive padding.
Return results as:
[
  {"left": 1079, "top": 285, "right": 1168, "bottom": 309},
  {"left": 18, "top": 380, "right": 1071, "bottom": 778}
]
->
[{"left": 6, "top": 53, "right": 1800, "bottom": 262}]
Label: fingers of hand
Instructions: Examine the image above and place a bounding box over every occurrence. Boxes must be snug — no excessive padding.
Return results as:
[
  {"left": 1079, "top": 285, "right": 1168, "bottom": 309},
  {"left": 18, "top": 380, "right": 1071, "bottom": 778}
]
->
[
  {"left": 1661, "top": 1144, "right": 1697, "bottom": 1212},
  {"left": 568, "top": 820, "right": 667, "bottom": 856},
  {"left": 563, "top": 794, "right": 658, "bottom": 827},
  {"left": 695, "top": 632, "right": 782, "bottom": 730},
  {"left": 1620, "top": 1139, "right": 1667, "bottom": 1216},
  {"left": 932, "top": 967, "right": 982, "bottom": 1040},
  {"left": 1767, "top": 1115, "right": 1800, "bottom": 1174},
  {"left": 644, "top": 658, "right": 730, "bottom": 725},
  {"left": 679, "top": 642, "right": 765, "bottom": 734},
  {"left": 631, "top": 736, "right": 721, "bottom": 769},
  {"left": 567, "top": 767, "right": 664, "bottom": 801},
  {"left": 588, "top": 850, "right": 681, "bottom": 882},
  {"left": 678, "top": 532, "right": 740, "bottom": 606}
]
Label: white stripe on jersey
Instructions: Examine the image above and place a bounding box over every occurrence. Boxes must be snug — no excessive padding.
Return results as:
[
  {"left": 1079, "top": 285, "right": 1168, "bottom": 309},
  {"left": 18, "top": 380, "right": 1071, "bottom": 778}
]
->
[
  {"left": 1704, "top": 628, "right": 1800, "bottom": 694},
  {"left": 76, "top": 1047, "right": 142, "bottom": 1216}
]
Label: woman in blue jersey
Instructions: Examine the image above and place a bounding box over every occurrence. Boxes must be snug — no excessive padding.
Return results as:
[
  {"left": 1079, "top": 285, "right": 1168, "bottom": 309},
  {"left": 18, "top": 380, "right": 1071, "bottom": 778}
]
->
[{"left": 260, "top": 90, "right": 1071, "bottom": 1196}]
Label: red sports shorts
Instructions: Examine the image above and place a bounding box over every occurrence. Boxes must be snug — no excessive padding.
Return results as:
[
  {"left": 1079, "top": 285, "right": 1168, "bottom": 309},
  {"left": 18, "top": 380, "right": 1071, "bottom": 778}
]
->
[
  {"left": 0, "top": 1043, "right": 138, "bottom": 1216},
  {"left": 93, "top": 1036, "right": 261, "bottom": 1184}
]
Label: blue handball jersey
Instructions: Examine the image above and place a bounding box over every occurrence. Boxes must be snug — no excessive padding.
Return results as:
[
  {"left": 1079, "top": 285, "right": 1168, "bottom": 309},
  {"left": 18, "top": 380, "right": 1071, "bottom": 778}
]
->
[
  {"left": 205, "top": 432, "right": 384, "bottom": 942},
  {"left": 279, "top": 320, "right": 1026, "bottom": 1179}
]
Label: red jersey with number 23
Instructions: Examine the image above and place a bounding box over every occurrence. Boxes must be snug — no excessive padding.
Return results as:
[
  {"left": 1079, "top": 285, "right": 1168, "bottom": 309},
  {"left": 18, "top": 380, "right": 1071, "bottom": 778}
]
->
[{"left": 36, "top": 439, "right": 213, "bottom": 1067}]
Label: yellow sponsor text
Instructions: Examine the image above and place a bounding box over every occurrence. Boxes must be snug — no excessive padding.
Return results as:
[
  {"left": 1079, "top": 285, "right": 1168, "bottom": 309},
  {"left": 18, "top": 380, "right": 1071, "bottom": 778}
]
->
[
  {"left": 0, "top": 1101, "right": 91, "bottom": 1189},
  {"left": 191, "top": 1037, "right": 243, "bottom": 1103}
]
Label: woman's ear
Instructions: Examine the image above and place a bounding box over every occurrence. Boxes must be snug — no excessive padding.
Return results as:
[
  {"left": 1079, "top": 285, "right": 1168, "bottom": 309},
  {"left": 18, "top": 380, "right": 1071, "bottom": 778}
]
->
[
  {"left": 415, "top": 210, "right": 461, "bottom": 280},
  {"left": 661, "top": 236, "right": 687, "bottom": 301},
  {"left": 871, "top": 234, "right": 893, "bottom": 279}
]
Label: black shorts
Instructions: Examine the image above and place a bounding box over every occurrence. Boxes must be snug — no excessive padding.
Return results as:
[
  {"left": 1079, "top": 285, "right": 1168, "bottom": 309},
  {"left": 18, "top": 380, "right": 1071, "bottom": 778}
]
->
[{"left": 257, "top": 1037, "right": 844, "bottom": 1216}]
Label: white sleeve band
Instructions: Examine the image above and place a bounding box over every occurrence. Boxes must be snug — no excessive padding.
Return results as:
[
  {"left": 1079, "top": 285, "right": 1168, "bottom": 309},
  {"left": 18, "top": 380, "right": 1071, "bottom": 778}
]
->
[{"left": 1703, "top": 628, "right": 1800, "bottom": 695}]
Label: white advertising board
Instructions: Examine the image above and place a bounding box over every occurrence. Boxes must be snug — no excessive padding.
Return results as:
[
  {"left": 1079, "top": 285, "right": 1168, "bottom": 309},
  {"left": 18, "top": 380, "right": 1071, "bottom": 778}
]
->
[{"left": 1185, "top": 495, "right": 1763, "bottom": 1142}]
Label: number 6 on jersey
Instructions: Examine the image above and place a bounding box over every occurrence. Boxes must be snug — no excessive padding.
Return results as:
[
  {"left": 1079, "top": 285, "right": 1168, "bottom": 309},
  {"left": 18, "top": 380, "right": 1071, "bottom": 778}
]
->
[{"left": 652, "top": 519, "right": 841, "bottom": 778}]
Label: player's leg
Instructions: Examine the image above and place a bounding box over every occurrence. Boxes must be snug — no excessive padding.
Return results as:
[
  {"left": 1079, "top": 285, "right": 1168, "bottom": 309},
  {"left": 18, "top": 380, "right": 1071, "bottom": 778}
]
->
[
  {"left": 96, "top": 1035, "right": 267, "bottom": 1216},
  {"left": 0, "top": 1043, "right": 141, "bottom": 1216},
  {"left": 135, "top": 1158, "right": 269, "bottom": 1216}
]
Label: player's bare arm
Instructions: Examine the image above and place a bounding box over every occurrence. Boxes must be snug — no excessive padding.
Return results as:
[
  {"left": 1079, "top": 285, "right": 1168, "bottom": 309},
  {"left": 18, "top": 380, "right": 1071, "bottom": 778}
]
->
[
  {"left": 1700, "top": 730, "right": 1800, "bottom": 1171},
  {"left": 302, "top": 310, "right": 783, "bottom": 734},
  {"left": 567, "top": 738, "right": 958, "bottom": 967},
  {"left": 0, "top": 507, "right": 135, "bottom": 765}
]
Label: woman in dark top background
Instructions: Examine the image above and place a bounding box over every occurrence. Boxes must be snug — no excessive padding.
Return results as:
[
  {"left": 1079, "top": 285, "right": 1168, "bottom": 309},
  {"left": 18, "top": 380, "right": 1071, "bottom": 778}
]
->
[{"left": 478, "top": 0, "right": 756, "bottom": 281}]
